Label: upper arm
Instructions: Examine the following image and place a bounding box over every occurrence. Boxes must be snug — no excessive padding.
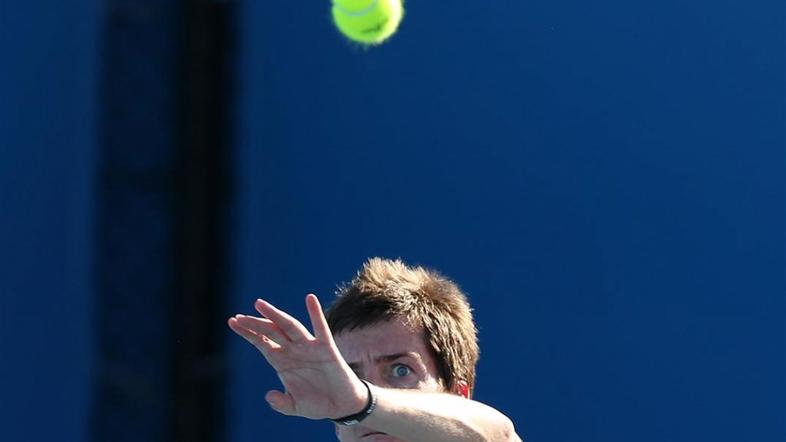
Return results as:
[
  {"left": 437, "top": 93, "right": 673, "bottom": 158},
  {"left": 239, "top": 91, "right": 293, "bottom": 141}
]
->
[{"left": 499, "top": 414, "right": 523, "bottom": 442}]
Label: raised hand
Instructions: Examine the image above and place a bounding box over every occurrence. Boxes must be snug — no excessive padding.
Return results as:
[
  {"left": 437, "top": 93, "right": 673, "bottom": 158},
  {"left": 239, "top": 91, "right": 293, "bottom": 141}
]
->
[{"left": 228, "top": 294, "right": 367, "bottom": 420}]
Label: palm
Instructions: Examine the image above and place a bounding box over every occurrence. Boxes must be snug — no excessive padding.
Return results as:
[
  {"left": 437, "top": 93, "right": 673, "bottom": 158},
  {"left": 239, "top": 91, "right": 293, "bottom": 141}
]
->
[
  {"left": 270, "top": 341, "right": 347, "bottom": 417},
  {"left": 228, "top": 294, "right": 366, "bottom": 420}
]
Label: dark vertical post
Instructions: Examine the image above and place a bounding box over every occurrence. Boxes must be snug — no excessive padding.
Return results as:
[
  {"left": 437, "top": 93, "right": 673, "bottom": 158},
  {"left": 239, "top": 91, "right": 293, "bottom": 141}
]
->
[
  {"left": 172, "top": 0, "right": 233, "bottom": 441},
  {"left": 92, "top": 0, "right": 232, "bottom": 440},
  {"left": 92, "top": 1, "right": 181, "bottom": 441}
]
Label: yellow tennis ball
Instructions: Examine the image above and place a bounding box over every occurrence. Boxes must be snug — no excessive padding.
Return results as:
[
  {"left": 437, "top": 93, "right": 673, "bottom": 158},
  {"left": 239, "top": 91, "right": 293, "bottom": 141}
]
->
[{"left": 332, "top": 0, "right": 404, "bottom": 45}]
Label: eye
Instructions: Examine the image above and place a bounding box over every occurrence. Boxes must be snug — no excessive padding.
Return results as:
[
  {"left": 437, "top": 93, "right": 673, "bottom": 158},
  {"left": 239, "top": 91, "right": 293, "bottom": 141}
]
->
[{"left": 391, "top": 363, "right": 412, "bottom": 377}]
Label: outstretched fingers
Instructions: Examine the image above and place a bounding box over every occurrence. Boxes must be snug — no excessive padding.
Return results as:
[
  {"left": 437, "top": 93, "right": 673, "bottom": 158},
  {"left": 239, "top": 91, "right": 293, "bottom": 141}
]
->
[
  {"left": 228, "top": 317, "right": 282, "bottom": 354},
  {"left": 255, "top": 299, "right": 315, "bottom": 343},
  {"left": 233, "top": 314, "right": 289, "bottom": 345}
]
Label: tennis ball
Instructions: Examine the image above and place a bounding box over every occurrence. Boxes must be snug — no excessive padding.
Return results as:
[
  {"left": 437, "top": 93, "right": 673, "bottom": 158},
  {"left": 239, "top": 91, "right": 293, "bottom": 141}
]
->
[{"left": 332, "top": 0, "right": 404, "bottom": 45}]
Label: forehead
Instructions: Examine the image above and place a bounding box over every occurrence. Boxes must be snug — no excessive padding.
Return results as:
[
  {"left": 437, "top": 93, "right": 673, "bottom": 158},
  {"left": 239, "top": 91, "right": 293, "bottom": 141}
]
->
[{"left": 333, "top": 318, "right": 429, "bottom": 361}]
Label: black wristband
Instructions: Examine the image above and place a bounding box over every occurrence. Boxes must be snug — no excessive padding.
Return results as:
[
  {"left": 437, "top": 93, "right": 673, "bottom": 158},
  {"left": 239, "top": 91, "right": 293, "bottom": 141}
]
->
[{"left": 331, "top": 379, "right": 378, "bottom": 426}]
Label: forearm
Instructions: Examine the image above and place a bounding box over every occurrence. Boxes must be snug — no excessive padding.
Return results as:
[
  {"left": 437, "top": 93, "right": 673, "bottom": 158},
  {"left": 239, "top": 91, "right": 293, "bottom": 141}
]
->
[{"left": 361, "top": 385, "right": 520, "bottom": 442}]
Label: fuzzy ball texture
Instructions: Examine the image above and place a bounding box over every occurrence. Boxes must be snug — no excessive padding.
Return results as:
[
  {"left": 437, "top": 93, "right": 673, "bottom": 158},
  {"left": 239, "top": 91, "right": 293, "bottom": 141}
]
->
[{"left": 332, "top": 0, "right": 404, "bottom": 45}]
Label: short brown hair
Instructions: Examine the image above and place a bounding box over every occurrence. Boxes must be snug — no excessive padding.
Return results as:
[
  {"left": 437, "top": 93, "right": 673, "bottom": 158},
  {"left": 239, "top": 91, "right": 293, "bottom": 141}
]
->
[{"left": 325, "top": 258, "right": 480, "bottom": 395}]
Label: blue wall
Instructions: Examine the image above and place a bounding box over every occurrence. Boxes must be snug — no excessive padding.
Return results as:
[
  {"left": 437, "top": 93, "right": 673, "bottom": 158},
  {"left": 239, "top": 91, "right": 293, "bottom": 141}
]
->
[
  {"left": 1, "top": 1, "right": 99, "bottom": 441},
  {"left": 228, "top": 1, "right": 784, "bottom": 441},
  {"left": 1, "top": 0, "right": 784, "bottom": 441}
]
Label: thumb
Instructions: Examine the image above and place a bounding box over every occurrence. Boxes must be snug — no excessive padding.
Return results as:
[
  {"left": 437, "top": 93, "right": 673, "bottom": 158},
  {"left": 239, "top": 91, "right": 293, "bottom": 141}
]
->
[{"left": 265, "top": 390, "right": 296, "bottom": 416}]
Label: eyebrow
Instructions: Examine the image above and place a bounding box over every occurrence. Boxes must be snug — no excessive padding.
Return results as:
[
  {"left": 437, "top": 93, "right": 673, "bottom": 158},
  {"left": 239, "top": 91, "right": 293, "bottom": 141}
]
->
[{"left": 347, "top": 352, "right": 418, "bottom": 372}]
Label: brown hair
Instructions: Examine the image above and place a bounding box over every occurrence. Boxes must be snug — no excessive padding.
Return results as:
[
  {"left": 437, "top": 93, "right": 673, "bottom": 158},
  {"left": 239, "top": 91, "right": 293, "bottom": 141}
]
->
[{"left": 325, "top": 258, "right": 480, "bottom": 395}]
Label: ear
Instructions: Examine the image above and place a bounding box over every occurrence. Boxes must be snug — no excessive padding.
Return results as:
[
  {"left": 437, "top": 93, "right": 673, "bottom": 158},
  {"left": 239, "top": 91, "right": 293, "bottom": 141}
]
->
[{"left": 453, "top": 380, "right": 471, "bottom": 399}]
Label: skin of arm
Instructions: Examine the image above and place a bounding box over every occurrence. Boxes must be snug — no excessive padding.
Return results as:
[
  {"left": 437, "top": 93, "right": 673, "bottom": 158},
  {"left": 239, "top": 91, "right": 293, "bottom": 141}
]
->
[{"left": 359, "top": 384, "right": 522, "bottom": 442}]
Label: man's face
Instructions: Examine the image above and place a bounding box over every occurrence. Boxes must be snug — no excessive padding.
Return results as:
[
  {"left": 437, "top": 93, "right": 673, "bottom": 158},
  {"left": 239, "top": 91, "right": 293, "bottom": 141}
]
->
[{"left": 332, "top": 318, "right": 446, "bottom": 442}]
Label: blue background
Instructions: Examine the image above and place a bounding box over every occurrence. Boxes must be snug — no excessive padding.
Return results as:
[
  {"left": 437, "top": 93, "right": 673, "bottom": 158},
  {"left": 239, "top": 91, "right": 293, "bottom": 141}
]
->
[{"left": 2, "top": 0, "right": 784, "bottom": 441}]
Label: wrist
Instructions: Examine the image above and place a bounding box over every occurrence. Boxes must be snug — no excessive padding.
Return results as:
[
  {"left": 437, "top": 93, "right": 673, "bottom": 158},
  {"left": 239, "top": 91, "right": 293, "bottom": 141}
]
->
[
  {"left": 331, "top": 379, "right": 377, "bottom": 426},
  {"left": 350, "top": 378, "right": 369, "bottom": 413}
]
